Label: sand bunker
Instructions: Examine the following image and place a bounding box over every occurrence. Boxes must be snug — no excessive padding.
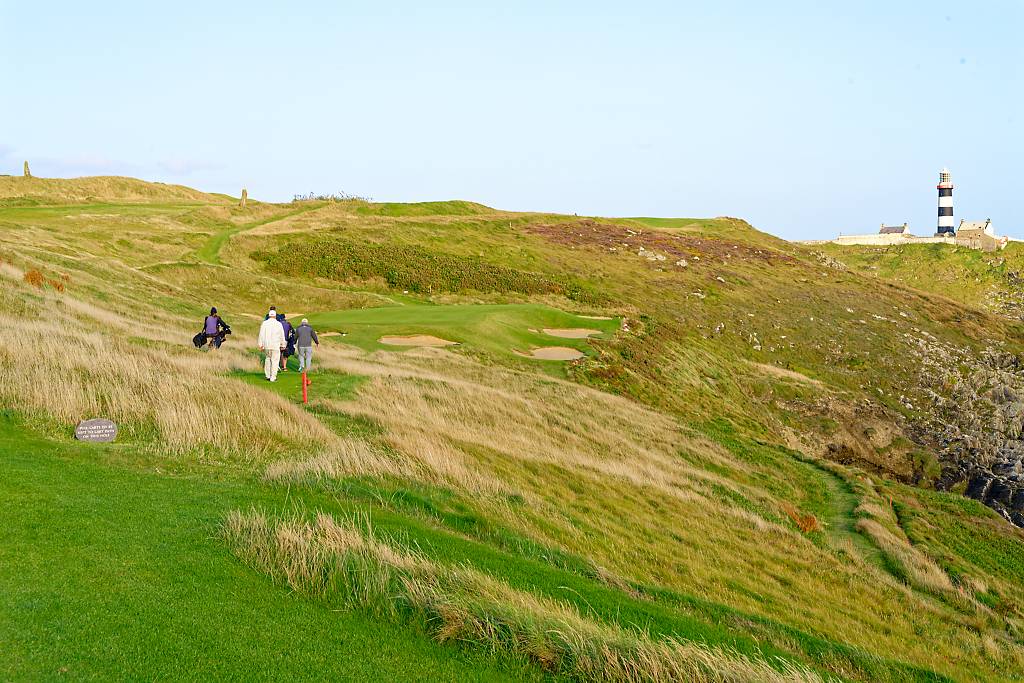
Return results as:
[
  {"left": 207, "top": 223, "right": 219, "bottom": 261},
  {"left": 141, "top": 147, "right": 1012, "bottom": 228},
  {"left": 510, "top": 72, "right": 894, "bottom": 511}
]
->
[
  {"left": 579, "top": 315, "right": 613, "bottom": 320},
  {"left": 379, "top": 335, "right": 457, "bottom": 347},
  {"left": 542, "top": 328, "right": 602, "bottom": 339},
  {"left": 516, "top": 347, "right": 584, "bottom": 361},
  {"left": 320, "top": 331, "right": 343, "bottom": 337}
]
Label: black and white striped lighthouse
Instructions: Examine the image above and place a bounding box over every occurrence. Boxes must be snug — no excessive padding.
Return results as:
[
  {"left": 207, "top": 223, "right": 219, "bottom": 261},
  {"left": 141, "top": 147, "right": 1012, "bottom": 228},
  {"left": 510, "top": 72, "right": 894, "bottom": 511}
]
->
[{"left": 936, "top": 167, "right": 954, "bottom": 236}]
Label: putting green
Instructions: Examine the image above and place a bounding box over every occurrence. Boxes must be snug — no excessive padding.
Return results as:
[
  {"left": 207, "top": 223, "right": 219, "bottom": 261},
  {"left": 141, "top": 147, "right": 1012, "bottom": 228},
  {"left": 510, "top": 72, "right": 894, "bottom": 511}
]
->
[{"left": 308, "top": 303, "right": 618, "bottom": 361}]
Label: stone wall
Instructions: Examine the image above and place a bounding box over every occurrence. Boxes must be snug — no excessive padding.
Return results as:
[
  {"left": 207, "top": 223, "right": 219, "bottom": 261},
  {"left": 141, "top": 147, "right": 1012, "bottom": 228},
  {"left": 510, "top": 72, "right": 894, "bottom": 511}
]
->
[
  {"left": 833, "top": 234, "right": 955, "bottom": 247},
  {"left": 955, "top": 231, "right": 1007, "bottom": 252}
]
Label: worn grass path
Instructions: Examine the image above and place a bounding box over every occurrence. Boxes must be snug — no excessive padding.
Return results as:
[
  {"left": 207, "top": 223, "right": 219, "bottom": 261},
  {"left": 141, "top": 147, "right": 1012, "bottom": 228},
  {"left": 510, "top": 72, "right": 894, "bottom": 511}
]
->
[
  {"left": 194, "top": 204, "right": 324, "bottom": 265},
  {"left": 815, "top": 462, "right": 887, "bottom": 568}
]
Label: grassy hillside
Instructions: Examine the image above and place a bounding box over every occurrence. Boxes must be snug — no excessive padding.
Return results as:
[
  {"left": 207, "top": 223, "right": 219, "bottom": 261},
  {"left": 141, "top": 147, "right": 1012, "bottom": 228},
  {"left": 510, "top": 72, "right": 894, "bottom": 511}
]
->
[
  {"left": 0, "top": 174, "right": 233, "bottom": 205},
  {"left": 2, "top": 175, "right": 1024, "bottom": 681},
  {"left": 815, "top": 241, "right": 1024, "bottom": 318}
]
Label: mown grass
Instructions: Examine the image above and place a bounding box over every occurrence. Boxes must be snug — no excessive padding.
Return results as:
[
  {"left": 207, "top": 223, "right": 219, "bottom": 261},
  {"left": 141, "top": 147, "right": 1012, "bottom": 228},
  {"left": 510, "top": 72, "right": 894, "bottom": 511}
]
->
[
  {"left": 309, "top": 302, "right": 618, "bottom": 360},
  {"left": 231, "top": 364, "right": 369, "bottom": 400},
  {"left": 263, "top": 346, "right": 1021, "bottom": 680},
  {"left": 0, "top": 415, "right": 543, "bottom": 682},
  {"left": 1, "top": 409, "right": 928, "bottom": 682},
  {"left": 255, "top": 472, "right": 956, "bottom": 682}
]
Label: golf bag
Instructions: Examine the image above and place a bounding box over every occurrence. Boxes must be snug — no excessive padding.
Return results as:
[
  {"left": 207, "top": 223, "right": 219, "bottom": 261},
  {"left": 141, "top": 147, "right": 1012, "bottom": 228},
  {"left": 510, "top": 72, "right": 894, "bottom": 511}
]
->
[{"left": 193, "top": 323, "right": 231, "bottom": 349}]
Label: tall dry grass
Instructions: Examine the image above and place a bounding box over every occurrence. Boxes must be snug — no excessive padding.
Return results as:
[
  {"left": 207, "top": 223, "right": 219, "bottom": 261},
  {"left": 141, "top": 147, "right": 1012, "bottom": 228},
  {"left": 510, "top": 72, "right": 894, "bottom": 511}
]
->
[
  {"left": 266, "top": 343, "right": 1024, "bottom": 679},
  {"left": 854, "top": 518, "right": 954, "bottom": 594},
  {"left": 0, "top": 266, "right": 330, "bottom": 459},
  {"left": 0, "top": 314, "right": 330, "bottom": 455},
  {"left": 848, "top": 478, "right": 957, "bottom": 597},
  {"left": 264, "top": 438, "right": 406, "bottom": 481},
  {"left": 223, "top": 508, "right": 829, "bottom": 683}
]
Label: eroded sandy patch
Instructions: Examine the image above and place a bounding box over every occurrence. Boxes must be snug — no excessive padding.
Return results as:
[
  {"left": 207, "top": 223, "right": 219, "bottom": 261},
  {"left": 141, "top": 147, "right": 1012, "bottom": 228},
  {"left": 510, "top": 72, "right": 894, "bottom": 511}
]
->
[
  {"left": 542, "top": 328, "right": 602, "bottom": 339},
  {"left": 747, "top": 361, "right": 820, "bottom": 385},
  {"left": 380, "top": 335, "right": 457, "bottom": 347},
  {"left": 579, "top": 315, "right": 613, "bottom": 320}
]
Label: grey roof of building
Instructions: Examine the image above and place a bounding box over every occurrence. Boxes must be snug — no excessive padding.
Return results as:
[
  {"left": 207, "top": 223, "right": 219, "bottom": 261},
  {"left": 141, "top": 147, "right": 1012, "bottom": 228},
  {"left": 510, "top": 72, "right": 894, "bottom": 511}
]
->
[
  {"left": 958, "top": 219, "right": 991, "bottom": 232},
  {"left": 879, "top": 225, "right": 908, "bottom": 234}
]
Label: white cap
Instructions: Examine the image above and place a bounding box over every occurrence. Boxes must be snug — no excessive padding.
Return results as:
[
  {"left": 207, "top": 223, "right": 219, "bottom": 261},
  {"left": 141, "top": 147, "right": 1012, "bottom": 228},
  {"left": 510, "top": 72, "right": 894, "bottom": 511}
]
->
[
  {"left": 302, "top": 318, "right": 308, "bottom": 324},
  {"left": 268, "top": 308, "right": 276, "bottom": 315}
]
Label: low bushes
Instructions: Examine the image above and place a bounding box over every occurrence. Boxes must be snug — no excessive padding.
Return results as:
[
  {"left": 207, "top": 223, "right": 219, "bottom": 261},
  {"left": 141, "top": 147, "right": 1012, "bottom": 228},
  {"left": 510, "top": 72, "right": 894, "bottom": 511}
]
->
[
  {"left": 21, "top": 267, "right": 68, "bottom": 291},
  {"left": 23, "top": 269, "right": 44, "bottom": 288},
  {"left": 782, "top": 503, "right": 821, "bottom": 534}
]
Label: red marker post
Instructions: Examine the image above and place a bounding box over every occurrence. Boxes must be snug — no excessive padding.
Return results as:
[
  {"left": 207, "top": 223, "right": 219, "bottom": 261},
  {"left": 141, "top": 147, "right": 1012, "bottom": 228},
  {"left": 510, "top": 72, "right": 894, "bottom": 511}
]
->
[{"left": 302, "top": 371, "right": 308, "bottom": 404}]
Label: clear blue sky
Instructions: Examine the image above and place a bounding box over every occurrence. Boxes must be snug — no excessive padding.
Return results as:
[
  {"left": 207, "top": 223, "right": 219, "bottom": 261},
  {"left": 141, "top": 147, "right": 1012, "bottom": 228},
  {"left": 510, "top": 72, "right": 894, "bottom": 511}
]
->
[{"left": 1, "top": 1, "right": 1020, "bottom": 240}]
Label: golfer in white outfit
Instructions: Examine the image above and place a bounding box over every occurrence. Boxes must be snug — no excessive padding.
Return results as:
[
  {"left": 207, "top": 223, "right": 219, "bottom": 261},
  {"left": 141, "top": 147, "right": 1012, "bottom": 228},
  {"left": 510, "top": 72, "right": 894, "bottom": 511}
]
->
[{"left": 257, "top": 308, "right": 287, "bottom": 382}]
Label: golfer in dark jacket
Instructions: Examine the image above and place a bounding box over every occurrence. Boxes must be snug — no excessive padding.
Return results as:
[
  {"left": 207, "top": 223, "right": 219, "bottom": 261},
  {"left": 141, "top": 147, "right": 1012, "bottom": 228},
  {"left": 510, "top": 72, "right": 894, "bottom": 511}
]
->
[
  {"left": 277, "top": 313, "right": 295, "bottom": 371},
  {"left": 203, "top": 307, "right": 230, "bottom": 348},
  {"left": 295, "top": 318, "right": 319, "bottom": 373}
]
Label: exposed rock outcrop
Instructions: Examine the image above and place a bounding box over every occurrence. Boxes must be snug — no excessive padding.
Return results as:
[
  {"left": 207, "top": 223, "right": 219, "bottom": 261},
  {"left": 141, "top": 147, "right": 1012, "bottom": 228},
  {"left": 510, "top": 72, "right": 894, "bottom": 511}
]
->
[{"left": 913, "top": 347, "right": 1024, "bottom": 526}]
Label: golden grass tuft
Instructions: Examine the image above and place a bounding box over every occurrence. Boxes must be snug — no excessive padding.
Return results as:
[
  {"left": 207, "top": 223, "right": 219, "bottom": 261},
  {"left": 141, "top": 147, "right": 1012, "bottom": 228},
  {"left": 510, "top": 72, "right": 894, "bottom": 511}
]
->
[
  {"left": 264, "top": 439, "right": 407, "bottom": 481},
  {"left": 0, "top": 261, "right": 22, "bottom": 280},
  {"left": 854, "top": 518, "right": 954, "bottom": 594},
  {"left": 222, "top": 508, "right": 829, "bottom": 683}
]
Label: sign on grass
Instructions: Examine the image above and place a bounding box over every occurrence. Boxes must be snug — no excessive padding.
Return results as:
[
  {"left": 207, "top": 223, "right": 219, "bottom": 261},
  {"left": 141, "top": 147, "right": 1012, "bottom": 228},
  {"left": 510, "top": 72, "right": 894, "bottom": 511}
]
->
[{"left": 75, "top": 418, "right": 118, "bottom": 443}]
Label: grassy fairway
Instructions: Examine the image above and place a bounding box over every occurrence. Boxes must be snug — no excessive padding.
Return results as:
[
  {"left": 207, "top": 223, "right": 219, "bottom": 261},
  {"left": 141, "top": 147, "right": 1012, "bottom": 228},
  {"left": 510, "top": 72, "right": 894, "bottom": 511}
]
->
[
  {"left": 232, "top": 365, "right": 369, "bottom": 399},
  {"left": 309, "top": 303, "right": 618, "bottom": 359},
  {"left": 0, "top": 415, "right": 544, "bottom": 682}
]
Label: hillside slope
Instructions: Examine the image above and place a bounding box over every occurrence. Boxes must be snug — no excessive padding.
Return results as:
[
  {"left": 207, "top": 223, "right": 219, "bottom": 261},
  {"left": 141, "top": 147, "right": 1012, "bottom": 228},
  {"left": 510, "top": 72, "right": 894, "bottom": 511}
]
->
[
  {"left": 2, "top": 176, "right": 1024, "bottom": 682},
  {"left": 0, "top": 174, "right": 233, "bottom": 205},
  {"left": 816, "top": 241, "right": 1024, "bottom": 319}
]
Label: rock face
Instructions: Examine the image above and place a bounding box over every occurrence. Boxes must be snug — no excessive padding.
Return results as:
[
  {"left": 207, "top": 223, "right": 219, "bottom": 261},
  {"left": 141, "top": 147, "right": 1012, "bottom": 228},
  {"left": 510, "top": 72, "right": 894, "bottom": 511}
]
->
[
  {"left": 947, "top": 460, "right": 1024, "bottom": 527},
  {"left": 915, "top": 349, "right": 1024, "bottom": 526}
]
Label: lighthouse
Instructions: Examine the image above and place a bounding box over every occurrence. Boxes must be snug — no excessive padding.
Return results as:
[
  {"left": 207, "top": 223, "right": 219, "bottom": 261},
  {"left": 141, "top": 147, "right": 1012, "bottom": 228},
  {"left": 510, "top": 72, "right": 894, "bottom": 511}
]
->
[{"left": 936, "top": 167, "right": 954, "bottom": 236}]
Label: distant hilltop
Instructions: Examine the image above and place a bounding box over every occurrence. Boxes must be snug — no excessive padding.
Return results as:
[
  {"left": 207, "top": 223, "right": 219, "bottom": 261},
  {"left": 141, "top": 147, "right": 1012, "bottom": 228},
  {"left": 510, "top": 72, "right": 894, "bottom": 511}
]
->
[{"left": 819, "top": 168, "right": 1011, "bottom": 252}]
